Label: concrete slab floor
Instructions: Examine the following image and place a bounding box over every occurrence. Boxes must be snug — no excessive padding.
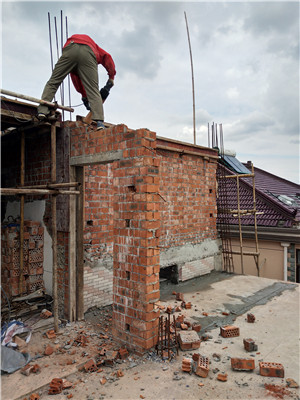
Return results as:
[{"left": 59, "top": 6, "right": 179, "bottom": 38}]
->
[{"left": 2, "top": 272, "right": 299, "bottom": 400}]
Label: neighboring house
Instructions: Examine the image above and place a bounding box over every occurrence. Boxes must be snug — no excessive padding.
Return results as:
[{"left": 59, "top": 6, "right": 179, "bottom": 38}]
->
[{"left": 217, "top": 157, "right": 300, "bottom": 282}]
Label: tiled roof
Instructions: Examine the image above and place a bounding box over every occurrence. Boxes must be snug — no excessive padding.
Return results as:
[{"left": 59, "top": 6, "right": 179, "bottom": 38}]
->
[{"left": 217, "top": 162, "right": 300, "bottom": 228}]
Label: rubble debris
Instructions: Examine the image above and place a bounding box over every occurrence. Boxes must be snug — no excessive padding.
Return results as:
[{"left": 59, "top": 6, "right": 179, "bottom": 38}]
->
[
  {"left": 231, "top": 358, "right": 255, "bottom": 371},
  {"left": 29, "top": 394, "right": 40, "bottom": 400},
  {"left": 21, "top": 363, "right": 40, "bottom": 375},
  {"left": 243, "top": 338, "right": 258, "bottom": 352},
  {"left": 217, "top": 372, "right": 228, "bottom": 382},
  {"left": 1, "top": 320, "right": 32, "bottom": 348},
  {"left": 212, "top": 353, "right": 221, "bottom": 362},
  {"left": 264, "top": 384, "right": 292, "bottom": 399},
  {"left": 181, "top": 301, "right": 192, "bottom": 309},
  {"left": 104, "top": 350, "right": 118, "bottom": 366},
  {"left": 178, "top": 330, "right": 201, "bottom": 351},
  {"left": 44, "top": 345, "right": 54, "bottom": 356},
  {"left": 83, "top": 358, "right": 97, "bottom": 373},
  {"left": 259, "top": 362, "right": 284, "bottom": 378},
  {"left": 74, "top": 333, "right": 89, "bottom": 346},
  {"left": 118, "top": 348, "right": 129, "bottom": 360},
  {"left": 62, "top": 379, "right": 73, "bottom": 389},
  {"left": 116, "top": 369, "right": 124, "bottom": 378},
  {"left": 182, "top": 358, "right": 192, "bottom": 373},
  {"left": 100, "top": 377, "right": 107, "bottom": 385},
  {"left": 220, "top": 325, "right": 240, "bottom": 338},
  {"left": 192, "top": 323, "right": 201, "bottom": 332},
  {"left": 194, "top": 355, "right": 209, "bottom": 378},
  {"left": 176, "top": 293, "right": 184, "bottom": 301},
  {"left": 247, "top": 313, "right": 255, "bottom": 323},
  {"left": 40, "top": 309, "right": 52, "bottom": 319},
  {"left": 166, "top": 306, "right": 174, "bottom": 314},
  {"left": 286, "top": 378, "right": 299, "bottom": 388},
  {"left": 45, "top": 329, "right": 56, "bottom": 340},
  {"left": 48, "top": 378, "right": 63, "bottom": 395}
]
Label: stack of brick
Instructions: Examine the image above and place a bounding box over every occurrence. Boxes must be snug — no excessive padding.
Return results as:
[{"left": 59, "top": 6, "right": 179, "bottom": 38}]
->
[{"left": 1, "top": 220, "right": 44, "bottom": 297}]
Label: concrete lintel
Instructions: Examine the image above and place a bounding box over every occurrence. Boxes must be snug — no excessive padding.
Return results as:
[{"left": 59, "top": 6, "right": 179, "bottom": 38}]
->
[{"left": 70, "top": 149, "right": 123, "bottom": 166}]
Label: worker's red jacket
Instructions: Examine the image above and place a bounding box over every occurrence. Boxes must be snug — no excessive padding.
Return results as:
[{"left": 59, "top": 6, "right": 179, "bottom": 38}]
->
[{"left": 64, "top": 34, "right": 116, "bottom": 98}]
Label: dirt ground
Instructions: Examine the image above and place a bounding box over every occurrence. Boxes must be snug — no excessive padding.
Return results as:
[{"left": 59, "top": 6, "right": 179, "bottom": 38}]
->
[{"left": 1, "top": 272, "right": 300, "bottom": 400}]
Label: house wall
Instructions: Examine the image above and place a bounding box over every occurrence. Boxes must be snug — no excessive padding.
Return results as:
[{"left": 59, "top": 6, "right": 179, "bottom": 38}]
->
[{"left": 231, "top": 238, "right": 300, "bottom": 282}]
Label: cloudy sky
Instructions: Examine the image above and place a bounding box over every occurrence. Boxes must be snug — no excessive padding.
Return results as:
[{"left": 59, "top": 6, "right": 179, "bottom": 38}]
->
[{"left": 2, "top": 1, "right": 299, "bottom": 183}]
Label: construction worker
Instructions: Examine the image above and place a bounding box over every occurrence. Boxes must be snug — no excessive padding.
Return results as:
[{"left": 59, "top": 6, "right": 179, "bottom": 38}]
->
[{"left": 37, "top": 34, "right": 116, "bottom": 130}]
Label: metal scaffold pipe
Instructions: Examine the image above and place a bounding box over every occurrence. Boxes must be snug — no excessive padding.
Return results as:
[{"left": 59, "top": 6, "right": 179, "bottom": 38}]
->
[{"left": 0, "top": 89, "right": 74, "bottom": 112}]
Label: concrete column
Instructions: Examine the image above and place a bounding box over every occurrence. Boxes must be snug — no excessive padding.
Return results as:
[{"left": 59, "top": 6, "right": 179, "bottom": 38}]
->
[{"left": 281, "top": 242, "right": 290, "bottom": 281}]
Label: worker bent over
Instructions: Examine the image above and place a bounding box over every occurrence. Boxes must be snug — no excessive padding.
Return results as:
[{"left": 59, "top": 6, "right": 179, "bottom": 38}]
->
[{"left": 37, "top": 34, "right": 116, "bottom": 130}]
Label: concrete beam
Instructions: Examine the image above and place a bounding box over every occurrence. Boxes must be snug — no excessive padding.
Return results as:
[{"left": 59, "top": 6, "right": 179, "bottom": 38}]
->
[{"left": 69, "top": 149, "right": 123, "bottom": 166}]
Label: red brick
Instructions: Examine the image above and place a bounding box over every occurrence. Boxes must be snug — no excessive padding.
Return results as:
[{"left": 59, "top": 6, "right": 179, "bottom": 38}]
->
[
  {"left": 259, "top": 362, "right": 284, "bottom": 378},
  {"left": 220, "top": 325, "right": 240, "bottom": 338},
  {"left": 247, "top": 313, "right": 256, "bottom": 323},
  {"left": 182, "top": 358, "right": 192, "bottom": 373},
  {"left": 195, "top": 355, "right": 209, "bottom": 378},
  {"left": 217, "top": 373, "right": 228, "bottom": 382},
  {"left": 231, "top": 358, "right": 255, "bottom": 371},
  {"left": 178, "top": 330, "right": 201, "bottom": 350}
]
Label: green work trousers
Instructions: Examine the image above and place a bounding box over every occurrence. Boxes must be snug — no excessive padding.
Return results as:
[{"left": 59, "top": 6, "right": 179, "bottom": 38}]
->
[{"left": 38, "top": 42, "right": 104, "bottom": 121}]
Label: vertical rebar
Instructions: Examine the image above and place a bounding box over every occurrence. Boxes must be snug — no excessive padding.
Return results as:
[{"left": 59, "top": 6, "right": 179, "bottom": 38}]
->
[
  {"left": 60, "top": 10, "right": 65, "bottom": 121},
  {"left": 167, "top": 313, "right": 171, "bottom": 359},
  {"left": 65, "top": 16, "right": 72, "bottom": 121},
  {"left": 184, "top": 11, "right": 196, "bottom": 145}
]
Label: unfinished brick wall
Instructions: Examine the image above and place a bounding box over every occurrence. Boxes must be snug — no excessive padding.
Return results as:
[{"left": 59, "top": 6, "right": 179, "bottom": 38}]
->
[
  {"left": 157, "top": 145, "right": 219, "bottom": 281},
  {"left": 70, "top": 123, "right": 160, "bottom": 353}
]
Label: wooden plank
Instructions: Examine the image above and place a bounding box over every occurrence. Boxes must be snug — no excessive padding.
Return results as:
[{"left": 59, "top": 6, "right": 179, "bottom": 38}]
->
[
  {"left": 70, "top": 149, "right": 123, "bottom": 166},
  {"left": 1, "top": 188, "right": 80, "bottom": 195}
]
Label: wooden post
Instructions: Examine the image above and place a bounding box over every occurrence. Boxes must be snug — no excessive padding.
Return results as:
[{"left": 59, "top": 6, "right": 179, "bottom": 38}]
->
[
  {"left": 51, "top": 121, "right": 59, "bottom": 332},
  {"left": 19, "top": 132, "right": 25, "bottom": 294},
  {"left": 251, "top": 163, "right": 260, "bottom": 276}
]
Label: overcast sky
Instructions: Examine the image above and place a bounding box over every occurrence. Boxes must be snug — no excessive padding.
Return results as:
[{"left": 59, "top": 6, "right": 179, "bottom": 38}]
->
[{"left": 2, "top": 1, "right": 299, "bottom": 183}]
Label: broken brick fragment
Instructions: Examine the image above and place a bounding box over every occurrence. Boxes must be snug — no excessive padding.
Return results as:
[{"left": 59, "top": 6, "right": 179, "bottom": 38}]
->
[
  {"left": 220, "top": 325, "right": 239, "bottom": 338},
  {"left": 29, "top": 394, "right": 40, "bottom": 400},
  {"left": 259, "top": 362, "right": 284, "bottom": 378},
  {"left": 83, "top": 358, "right": 97, "bottom": 373},
  {"left": 247, "top": 313, "right": 255, "bottom": 323},
  {"left": 100, "top": 377, "right": 107, "bottom": 385},
  {"left": 176, "top": 293, "right": 184, "bottom": 301},
  {"left": 117, "top": 369, "right": 124, "bottom": 377},
  {"left": 118, "top": 348, "right": 129, "bottom": 359},
  {"left": 40, "top": 309, "right": 52, "bottom": 319},
  {"left": 217, "top": 373, "right": 228, "bottom": 382},
  {"left": 166, "top": 306, "right": 174, "bottom": 314},
  {"left": 67, "top": 395, "right": 73, "bottom": 399},
  {"left": 286, "top": 378, "right": 299, "bottom": 388},
  {"left": 243, "top": 338, "right": 258, "bottom": 352},
  {"left": 48, "top": 378, "right": 63, "bottom": 395},
  {"left": 46, "top": 329, "right": 56, "bottom": 339},
  {"left": 180, "top": 323, "right": 188, "bottom": 330},
  {"left": 231, "top": 358, "right": 255, "bottom": 371},
  {"left": 44, "top": 345, "right": 54, "bottom": 356},
  {"left": 192, "top": 323, "right": 201, "bottom": 332}
]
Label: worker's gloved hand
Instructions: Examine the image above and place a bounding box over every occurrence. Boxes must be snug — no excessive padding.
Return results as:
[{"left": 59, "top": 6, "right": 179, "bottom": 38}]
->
[
  {"left": 82, "top": 97, "right": 91, "bottom": 110},
  {"left": 100, "top": 79, "right": 114, "bottom": 101}
]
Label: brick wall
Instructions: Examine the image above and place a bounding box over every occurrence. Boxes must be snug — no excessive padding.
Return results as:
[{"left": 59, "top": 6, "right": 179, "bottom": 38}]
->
[
  {"left": 158, "top": 148, "right": 219, "bottom": 280},
  {"left": 70, "top": 122, "right": 160, "bottom": 353}
]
